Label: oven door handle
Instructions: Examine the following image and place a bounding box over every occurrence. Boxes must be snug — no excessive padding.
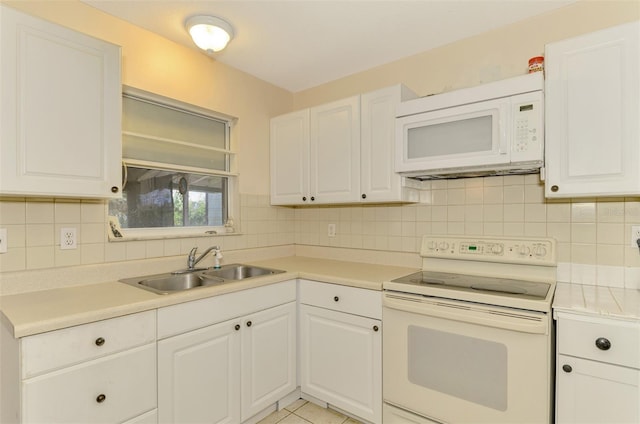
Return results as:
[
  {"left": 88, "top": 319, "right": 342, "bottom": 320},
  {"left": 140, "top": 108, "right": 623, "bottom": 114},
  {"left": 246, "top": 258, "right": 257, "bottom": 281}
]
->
[{"left": 383, "top": 292, "right": 549, "bottom": 334}]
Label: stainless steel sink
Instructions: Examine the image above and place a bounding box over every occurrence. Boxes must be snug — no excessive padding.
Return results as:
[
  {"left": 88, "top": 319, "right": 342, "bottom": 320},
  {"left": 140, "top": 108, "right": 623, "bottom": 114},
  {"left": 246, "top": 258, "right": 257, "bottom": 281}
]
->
[
  {"left": 119, "top": 264, "right": 285, "bottom": 295},
  {"left": 202, "top": 264, "right": 282, "bottom": 280}
]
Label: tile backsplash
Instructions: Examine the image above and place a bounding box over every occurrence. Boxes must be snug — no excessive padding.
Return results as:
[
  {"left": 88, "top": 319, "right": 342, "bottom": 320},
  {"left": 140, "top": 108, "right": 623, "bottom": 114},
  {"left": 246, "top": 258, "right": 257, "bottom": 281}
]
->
[{"left": 2, "top": 174, "right": 640, "bottom": 288}]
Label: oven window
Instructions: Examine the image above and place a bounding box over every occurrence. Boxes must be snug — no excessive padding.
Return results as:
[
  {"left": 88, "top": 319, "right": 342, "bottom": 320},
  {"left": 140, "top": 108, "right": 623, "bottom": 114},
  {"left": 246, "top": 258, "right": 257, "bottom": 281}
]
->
[{"left": 407, "top": 326, "right": 507, "bottom": 411}]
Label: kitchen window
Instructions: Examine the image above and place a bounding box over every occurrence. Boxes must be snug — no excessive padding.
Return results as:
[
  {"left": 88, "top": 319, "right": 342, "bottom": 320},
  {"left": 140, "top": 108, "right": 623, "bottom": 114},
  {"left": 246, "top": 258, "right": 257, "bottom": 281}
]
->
[{"left": 108, "top": 87, "right": 238, "bottom": 239}]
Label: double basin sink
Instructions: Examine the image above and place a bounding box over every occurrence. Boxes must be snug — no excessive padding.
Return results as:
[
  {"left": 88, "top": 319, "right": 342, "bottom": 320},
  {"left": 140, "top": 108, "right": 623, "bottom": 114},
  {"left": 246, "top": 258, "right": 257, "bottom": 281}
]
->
[{"left": 120, "top": 264, "right": 285, "bottom": 295}]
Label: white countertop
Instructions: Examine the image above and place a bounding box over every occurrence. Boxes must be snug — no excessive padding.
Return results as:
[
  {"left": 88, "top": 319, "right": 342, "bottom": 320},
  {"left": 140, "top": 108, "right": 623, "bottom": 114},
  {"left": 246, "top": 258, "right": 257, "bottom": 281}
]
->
[
  {"left": 0, "top": 256, "right": 417, "bottom": 338},
  {"left": 553, "top": 282, "right": 640, "bottom": 322}
]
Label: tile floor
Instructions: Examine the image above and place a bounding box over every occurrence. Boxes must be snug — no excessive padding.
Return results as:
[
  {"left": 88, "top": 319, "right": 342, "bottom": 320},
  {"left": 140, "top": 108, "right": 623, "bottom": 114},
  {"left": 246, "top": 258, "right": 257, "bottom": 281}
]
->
[{"left": 258, "top": 399, "right": 363, "bottom": 424}]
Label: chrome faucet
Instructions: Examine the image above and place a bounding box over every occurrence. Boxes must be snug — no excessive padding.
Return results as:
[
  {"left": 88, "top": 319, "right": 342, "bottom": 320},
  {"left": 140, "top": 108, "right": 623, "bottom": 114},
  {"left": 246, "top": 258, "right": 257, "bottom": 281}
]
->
[{"left": 187, "top": 246, "right": 222, "bottom": 270}]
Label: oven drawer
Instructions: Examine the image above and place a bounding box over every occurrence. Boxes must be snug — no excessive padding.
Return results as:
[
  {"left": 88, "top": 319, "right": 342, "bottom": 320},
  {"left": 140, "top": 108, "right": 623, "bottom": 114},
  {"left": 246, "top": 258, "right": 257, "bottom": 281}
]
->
[
  {"left": 299, "top": 279, "right": 382, "bottom": 319},
  {"left": 557, "top": 312, "right": 640, "bottom": 369}
]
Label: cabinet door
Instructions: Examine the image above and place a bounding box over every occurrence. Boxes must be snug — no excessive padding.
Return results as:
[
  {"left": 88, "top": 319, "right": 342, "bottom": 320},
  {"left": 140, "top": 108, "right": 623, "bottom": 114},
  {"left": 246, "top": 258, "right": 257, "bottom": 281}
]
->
[
  {"left": 300, "top": 305, "right": 381, "bottom": 424},
  {"left": 241, "top": 302, "right": 297, "bottom": 422},
  {"left": 361, "top": 85, "right": 417, "bottom": 203},
  {"left": 158, "top": 320, "right": 240, "bottom": 424},
  {"left": 310, "top": 96, "right": 361, "bottom": 204},
  {"left": 270, "top": 110, "right": 310, "bottom": 205},
  {"left": 0, "top": 5, "right": 122, "bottom": 198},
  {"left": 556, "top": 354, "right": 639, "bottom": 424},
  {"left": 545, "top": 21, "right": 640, "bottom": 197}
]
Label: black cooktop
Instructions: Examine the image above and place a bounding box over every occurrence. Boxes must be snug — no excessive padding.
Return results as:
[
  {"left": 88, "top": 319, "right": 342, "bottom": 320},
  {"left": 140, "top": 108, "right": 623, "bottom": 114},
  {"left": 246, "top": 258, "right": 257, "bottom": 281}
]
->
[{"left": 390, "top": 270, "right": 550, "bottom": 300}]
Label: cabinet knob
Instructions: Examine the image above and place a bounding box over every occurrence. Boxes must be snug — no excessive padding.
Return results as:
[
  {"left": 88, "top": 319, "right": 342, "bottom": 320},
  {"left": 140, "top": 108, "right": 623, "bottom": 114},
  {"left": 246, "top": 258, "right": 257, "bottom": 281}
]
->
[
  {"left": 234, "top": 324, "right": 240, "bottom": 331},
  {"left": 334, "top": 296, "right": 339, "bottom": 302},
  {"left": 373, "top": 325, "right": 379, "bottom": 332},
  {"left": 111, "top": 186, "right": 119, "bottom": 194},
  {"left": 595, "top": 337, "right": 611, "bottom": 351},
  {"left": 96, "top": 394, "right": 106, "bottom": 403},
  {"left": 246, "top": 321, "right": 252, "bottom": 327},
  {"left": 310, "top": 196, "right": 315, "bottom": 201},
  {"left": 562, "top": 364, "right": 572, "bottom": 373},
  {"left": 302, "top": 196, "right": 307, "bottom": 201},
  {"left": 95, "top": 337, "right": 105, "bottom": 347},
  {"left": 362, "top": 194, "right": 367, "bottom": 199},
  {"left": 551, "top": 185, "right": 559, "bottom": 192}
]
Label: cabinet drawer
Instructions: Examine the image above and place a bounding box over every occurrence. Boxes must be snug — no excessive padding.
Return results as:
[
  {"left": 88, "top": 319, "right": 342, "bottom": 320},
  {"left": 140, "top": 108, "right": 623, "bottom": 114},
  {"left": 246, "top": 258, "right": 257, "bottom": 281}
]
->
[
  {"left": 21, "top": 310, "right": 156, "bottom": 377},
  {"left": 22, "top": 343, "right": 156, "bottom": 424},
  {"left": 299, "top": 279, "right": 382, "bottom": 319},
  {"left": 557, "top": 313, "right": 640, "bottom": 369}
]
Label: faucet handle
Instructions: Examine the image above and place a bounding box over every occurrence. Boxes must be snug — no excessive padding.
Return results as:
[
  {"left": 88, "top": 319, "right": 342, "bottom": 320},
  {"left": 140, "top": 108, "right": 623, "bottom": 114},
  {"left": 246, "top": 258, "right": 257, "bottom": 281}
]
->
[{"left": 187, "top": 247, "right": 198, "bottom": 269}]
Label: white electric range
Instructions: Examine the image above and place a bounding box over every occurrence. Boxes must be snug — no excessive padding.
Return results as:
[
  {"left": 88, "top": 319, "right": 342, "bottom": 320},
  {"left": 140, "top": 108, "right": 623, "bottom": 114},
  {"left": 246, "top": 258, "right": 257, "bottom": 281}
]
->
[{"left": 383, "top": 235, "right": 557, "bottom": 424}]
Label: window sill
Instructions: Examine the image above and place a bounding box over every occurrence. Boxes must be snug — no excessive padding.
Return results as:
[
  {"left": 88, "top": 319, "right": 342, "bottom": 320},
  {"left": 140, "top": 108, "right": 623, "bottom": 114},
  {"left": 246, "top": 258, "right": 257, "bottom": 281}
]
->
[{"left": 108, "top": 229, "right": 242, "bottom": 242}]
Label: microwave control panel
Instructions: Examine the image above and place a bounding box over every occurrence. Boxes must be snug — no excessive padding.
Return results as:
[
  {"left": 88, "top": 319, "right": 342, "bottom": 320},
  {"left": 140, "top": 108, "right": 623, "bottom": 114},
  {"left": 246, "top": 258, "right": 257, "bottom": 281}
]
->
[{"left": 511, "top": 91, "right": 543, "bottom": 161}]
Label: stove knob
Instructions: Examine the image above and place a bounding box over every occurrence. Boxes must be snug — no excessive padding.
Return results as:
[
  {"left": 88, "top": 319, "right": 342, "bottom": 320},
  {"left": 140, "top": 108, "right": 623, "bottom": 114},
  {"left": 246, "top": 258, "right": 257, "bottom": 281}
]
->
[
  {"left": 491, "top": 244, "right": 504, "bottom": 255},
  {"left": 438, "top": 242, "right": 449, "bottom": 251},
  {"left": 517, "top": 245, "right": 530, "bottom": 256},
  {"left": 427, "top": 241, "right": 437, "bottom": 250},
  {"left": 532, "top": 245, "right": 547, "bottom": 258}
]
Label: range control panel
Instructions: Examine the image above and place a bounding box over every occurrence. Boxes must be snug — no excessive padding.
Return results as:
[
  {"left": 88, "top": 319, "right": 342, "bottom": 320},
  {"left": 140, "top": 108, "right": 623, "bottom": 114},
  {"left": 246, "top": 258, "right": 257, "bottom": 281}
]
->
[{"left": 421, "top": 236, "right": 556, "bottom": 266}]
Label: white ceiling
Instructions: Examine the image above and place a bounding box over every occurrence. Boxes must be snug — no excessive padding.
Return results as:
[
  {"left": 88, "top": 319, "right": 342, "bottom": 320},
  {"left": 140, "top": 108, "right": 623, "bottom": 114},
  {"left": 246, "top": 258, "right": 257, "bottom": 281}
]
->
[{"left": 82, "top": 0, "right": 575, "bottom": 92}]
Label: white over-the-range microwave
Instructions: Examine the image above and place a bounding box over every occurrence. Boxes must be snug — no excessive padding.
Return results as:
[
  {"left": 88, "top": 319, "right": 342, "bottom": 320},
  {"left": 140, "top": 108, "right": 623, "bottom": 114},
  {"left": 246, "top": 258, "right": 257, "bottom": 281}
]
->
[{"left": 395, "top": 73, "right": 544, "bottom": 180}]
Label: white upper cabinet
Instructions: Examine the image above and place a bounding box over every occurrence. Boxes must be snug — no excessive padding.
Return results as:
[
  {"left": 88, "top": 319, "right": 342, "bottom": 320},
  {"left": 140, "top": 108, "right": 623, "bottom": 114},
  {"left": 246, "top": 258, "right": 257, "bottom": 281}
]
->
[
  {"left": 270, "top": 110, "right": 310, "bottom": 205},
  {"left": 310, "top": 96, "right": 361, "bottom": 204},
  {"left": 544, "top": 21, "right": 640, "bottom": 198},
  {"left": 0, "top": 5, "right": 122, "bottom": 198},
  {"left": 270, "top": 85, "right": 418, "bottom": 205},
  {"left": 361, "top": 85, "right": 418, "bottom": 202}
]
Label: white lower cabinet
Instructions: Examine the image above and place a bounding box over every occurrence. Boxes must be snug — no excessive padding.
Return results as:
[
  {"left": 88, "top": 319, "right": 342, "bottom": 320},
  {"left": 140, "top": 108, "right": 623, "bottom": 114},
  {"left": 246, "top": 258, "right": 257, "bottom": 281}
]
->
[
  {"left": 555, "top": 312, "right": 640, "bottom": 424},
  {"left": 0, "top": 310, "right": 157, "bottom": 424},
  {"left": 23, "top": 344, "right": 156, "bottom": 424},
  {"left": 556, "top": 354, "right": 639, "bottom": 423},
  {"left": 299, "top": 280, "right": 382, "bottom": 424},
  {"left": 241, "top": 303, "right": 297, "bottom": 421},
  {"left": 157, "top": 281, "right": 297, "bottom": 424},
  {"left": 158, "top": 319, "right": 240, "bottom": 424}
]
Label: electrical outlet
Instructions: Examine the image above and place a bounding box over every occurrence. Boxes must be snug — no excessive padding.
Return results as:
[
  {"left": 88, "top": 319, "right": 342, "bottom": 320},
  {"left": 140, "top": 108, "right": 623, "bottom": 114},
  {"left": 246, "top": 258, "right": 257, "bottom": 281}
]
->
[
  {"left": 328, "top": 223, "right": 336, "bottom": 237},
  {"left": 631, "top": 225, "right": 640, "bottom": 248},
  {"left": 0, "top": 228, "right": 7, "bottom": 254},
  {"left": 61, "top": 227, "right": 77, "bottom": 250}
]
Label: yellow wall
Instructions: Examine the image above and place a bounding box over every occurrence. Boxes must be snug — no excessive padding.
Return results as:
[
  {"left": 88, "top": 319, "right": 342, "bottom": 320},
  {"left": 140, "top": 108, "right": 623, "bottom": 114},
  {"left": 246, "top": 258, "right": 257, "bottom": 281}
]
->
[
  {"left": 293, "top": 0, "right": 640, "bottom": 108},
  {"left": 1, "top": 0, "right": 294, "bottom": 196}
]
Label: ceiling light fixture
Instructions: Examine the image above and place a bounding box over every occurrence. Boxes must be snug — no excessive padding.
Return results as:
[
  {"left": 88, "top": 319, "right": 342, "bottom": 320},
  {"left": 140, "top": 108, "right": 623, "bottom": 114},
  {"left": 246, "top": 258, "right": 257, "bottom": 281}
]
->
[{"left": 185, "top": 15, "right": 234, "bottom": 53}]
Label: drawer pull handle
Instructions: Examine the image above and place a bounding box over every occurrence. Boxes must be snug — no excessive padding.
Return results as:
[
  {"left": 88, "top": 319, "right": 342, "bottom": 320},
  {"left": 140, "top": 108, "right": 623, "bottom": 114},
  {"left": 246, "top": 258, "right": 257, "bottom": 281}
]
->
[
  {"left": 96, "top": 394, "right": 106, "bottom": 403},
  {"left": 246, "top": 321, "right": 252, "bottom": 327},
  {"left": 95, "top": 337, "right": 105, "bottom": 347},
  {"left": 334, "top": 296, "right": 339, "bottom": 302},
  {"left": 234, "top": 324, "right": 240, "bottom": 331},
  {"left": 562, "top": 364, "right": 572, "bottom": 373},
  {"left": 595, "top": 337, "right": 611, "bottom": 351},
  {"left": 373, "top": 325, "right": 379, "bottom": 332}
]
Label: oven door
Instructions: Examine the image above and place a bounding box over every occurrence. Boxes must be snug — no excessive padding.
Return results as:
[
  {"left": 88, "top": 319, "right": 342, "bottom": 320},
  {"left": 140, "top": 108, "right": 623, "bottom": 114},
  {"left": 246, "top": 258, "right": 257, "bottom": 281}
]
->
[{"left": 383, "top": 291, "right": 552, "bottom": 424}]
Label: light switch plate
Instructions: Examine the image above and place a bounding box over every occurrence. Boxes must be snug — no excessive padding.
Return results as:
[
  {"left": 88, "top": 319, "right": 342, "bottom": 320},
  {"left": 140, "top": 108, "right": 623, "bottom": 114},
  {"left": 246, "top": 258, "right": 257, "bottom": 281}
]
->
[{"left": 0, "top": 228, "right": 7, "bottom": 253}]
